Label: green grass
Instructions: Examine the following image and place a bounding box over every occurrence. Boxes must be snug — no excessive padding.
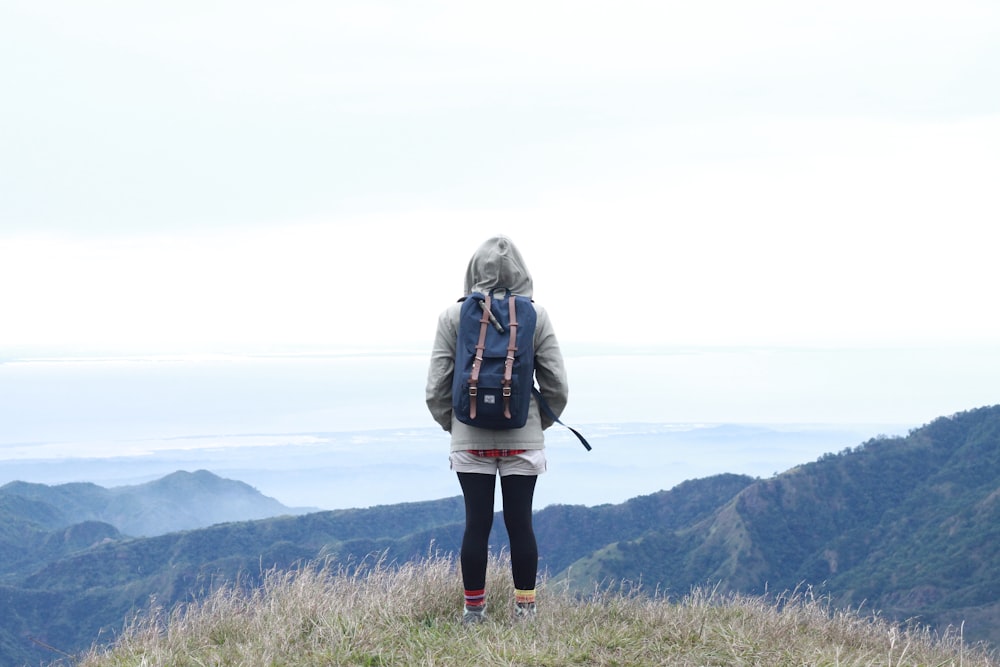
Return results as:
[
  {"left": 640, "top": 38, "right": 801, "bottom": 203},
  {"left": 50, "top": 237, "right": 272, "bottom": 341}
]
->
[{"left": 73, "top": 553, "right": 998, "bottom": 667}]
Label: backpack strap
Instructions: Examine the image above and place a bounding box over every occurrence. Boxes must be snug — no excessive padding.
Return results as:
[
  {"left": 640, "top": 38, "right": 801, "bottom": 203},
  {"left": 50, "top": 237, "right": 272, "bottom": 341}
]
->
[
  {"left": 532, "top": 387, "right": 592, "bottom": 451},
  {"left": 468, "top": 293, "right": 493, "bottom": 420},
  {"left": 502, "top": 294, "right": 518, "bottom": 419}
]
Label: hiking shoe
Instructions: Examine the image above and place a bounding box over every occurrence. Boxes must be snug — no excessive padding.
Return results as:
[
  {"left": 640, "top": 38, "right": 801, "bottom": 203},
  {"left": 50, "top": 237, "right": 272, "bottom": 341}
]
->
[
  {"left": 462, "top": 605, "right": 487, "bottom": 625},
  {"left": 514, "top": 602, "right": 537, "bottom": 621}
]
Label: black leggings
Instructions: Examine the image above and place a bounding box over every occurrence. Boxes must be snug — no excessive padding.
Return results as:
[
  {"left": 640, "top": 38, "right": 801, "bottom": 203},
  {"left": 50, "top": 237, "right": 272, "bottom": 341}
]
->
[{"left": 457, "top": 472, "right": 538, "bottom": 592}]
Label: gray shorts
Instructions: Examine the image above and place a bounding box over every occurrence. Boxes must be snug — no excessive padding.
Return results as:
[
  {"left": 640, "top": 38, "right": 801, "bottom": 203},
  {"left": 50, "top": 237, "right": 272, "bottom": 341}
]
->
[{"left": 449, "top": 449, "right": 547, "bottom": 476}]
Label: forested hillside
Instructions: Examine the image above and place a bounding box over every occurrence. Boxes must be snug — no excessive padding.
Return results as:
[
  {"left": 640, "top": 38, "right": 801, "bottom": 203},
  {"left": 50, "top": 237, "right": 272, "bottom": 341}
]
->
[{"left": 565, "top": 405, "right": 1000, "bottom": 644}]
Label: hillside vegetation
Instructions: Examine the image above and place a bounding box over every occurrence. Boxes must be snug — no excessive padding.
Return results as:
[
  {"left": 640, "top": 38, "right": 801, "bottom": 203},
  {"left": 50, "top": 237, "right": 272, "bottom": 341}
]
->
[{"left": 75, "top": 554, "right": 997, "bottom": 667}]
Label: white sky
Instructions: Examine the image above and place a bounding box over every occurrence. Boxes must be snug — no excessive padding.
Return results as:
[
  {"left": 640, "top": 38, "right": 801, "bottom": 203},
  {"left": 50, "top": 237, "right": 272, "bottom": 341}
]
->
[{"left": 2, "top": 0, "right": 999, "bottom": 352}]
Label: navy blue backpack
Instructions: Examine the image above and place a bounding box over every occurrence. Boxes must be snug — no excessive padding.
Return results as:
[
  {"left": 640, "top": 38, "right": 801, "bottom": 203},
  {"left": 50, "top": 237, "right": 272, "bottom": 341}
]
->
[
  {"left": 452, "top": 289, "right": 536, "bottom": 429},
  {"left": 452, "top": 289, "right": 591, "bottom": 450}
]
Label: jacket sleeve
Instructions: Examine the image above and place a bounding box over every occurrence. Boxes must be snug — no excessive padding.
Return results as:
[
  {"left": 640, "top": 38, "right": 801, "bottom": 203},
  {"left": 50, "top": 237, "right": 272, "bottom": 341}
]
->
[
  {"left": 533, "top": 306, "right": 568, "bottom": 429},
  {"left": 425, "top": 305, "right": 458, "bottom": 431}
]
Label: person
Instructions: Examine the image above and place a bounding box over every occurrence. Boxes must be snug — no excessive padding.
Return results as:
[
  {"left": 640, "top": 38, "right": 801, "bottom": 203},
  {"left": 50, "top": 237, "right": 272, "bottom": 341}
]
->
[{"left": 425, "top": 235, "right": 569, "bottom": 623}]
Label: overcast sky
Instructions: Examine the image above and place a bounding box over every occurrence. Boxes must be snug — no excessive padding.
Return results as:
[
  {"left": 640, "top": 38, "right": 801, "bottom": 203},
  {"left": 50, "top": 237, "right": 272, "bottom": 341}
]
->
[{"left": 2, "top": 1, "right": 999, "bottom": 352}]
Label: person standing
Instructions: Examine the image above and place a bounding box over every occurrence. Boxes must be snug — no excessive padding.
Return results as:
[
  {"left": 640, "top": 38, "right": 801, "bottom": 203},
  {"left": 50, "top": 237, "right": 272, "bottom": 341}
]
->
[{"left": 426, "top": 235, "right": 569, "bottom": 623}]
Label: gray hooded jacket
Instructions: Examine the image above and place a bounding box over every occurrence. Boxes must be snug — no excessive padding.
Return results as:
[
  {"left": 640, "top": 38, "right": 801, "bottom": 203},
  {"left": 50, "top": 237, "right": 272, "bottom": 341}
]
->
[{"left": 425, "top": 236, "right": 568, "bottom": 451}]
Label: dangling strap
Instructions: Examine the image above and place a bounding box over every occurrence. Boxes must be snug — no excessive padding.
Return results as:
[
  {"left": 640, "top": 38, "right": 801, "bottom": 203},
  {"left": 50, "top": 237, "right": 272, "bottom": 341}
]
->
[
  {"left": 468, "top": 294, "right": 492, "bottom": 420},
  {"left": 502, "top": 295, "right": 519, "bottom": 419},
  {"left": 532, "top": 387, "right": 592, "bottom": 451}
]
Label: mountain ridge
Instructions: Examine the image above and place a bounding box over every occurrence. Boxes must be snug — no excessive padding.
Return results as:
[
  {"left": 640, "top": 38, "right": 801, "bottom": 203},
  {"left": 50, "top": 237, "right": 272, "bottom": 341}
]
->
[{"left": 0, "top": 468, "right": 312, "bottom": 538}]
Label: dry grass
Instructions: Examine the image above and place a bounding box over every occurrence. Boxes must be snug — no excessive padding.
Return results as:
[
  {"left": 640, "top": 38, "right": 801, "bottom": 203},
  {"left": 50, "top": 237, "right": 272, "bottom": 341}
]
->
[{"left": 71, "top": 553, "right": 998, "bottom": 667}]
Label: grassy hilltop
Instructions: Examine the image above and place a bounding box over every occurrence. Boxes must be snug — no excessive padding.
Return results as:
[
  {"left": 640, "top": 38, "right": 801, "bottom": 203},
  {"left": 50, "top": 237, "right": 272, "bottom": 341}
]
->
[{"left": 74, "top": 555, "right": 996, "bottom": 667}]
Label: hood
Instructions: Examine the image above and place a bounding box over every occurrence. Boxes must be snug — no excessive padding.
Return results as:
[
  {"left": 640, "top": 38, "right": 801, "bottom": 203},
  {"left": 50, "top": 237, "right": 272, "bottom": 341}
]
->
[{"left": 463, "top": 235, "right": 534, "bottom": 297}]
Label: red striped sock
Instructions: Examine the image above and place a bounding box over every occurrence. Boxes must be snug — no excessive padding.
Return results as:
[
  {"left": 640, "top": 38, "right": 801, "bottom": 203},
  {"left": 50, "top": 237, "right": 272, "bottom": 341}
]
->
[{"left": 464, "top": 589, "right": 486, "bottom": 609}]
